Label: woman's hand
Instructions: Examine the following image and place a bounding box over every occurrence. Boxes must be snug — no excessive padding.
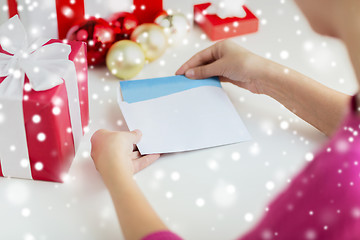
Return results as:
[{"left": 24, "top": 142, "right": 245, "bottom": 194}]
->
[
  {"left": 177, "top": 40, "right": 349, "bottom": 136},
  {"left": 91, "top": 130, "right": 169, "bottom": 240},
  {"left": 176, "top": 40, "right": 276, "bottom": 95},
  {"left": 90, "top": 129, "right": 160, "bottom": 181}
]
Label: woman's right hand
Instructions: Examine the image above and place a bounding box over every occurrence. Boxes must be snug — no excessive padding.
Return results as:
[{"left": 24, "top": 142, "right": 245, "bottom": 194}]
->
[
  {"left": 176, "top": 40, "right": 279, "bottom": 95},
  {"left": 177, "top": 40, "right": 350, "bottom": 137}
]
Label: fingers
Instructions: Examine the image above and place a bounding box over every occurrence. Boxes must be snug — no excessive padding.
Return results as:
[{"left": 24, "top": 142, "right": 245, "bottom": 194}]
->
[
  {"left": 131, "top": 151, "right": 141, "bottom": 159},
  {"left": 90, "top": 129, "right": 107, "bottom": 144},
  {"left": 176, "top": 45, "right": 217, "bottom": 75},
  {"left": 129, "top": 129, "right": 142, "bottom": 144},
  {"left": 91, "top": 129, "right": 142, "bottom": 152},
  {"left": 133, "top": 154, "right": 161, "bottom": 173},
  {"left": 184, "top": 61, "right": 222, "bottom": 79}
]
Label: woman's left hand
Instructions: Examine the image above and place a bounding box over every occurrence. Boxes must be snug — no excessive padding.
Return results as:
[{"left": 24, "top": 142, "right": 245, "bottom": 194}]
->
[
  {"left": 91, "top": 130, "right": 170, "bottom": 240},
  {"left": 90, "top": 129, "right": 160, "bottom": 181}
]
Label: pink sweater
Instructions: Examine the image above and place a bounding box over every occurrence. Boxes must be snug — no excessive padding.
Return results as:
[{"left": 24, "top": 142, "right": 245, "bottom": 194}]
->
[{"left": 143, "top": 96, "right": 360, "bottom": 240}]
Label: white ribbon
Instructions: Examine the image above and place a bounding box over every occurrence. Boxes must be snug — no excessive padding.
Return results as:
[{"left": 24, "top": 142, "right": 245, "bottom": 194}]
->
[
  {"left": 205, "top": 0, "right": 247, "bottom": 19},
  {"left": 0, "top": 15, "right": 83, "bottom": 179}
]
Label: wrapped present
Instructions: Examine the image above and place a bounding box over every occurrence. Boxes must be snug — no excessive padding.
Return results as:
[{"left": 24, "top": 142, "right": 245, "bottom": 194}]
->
[
  {"left": 194, "top": 2, "right": 259, "bottom": 41},
  {"left": 132, "top": 0, "right": 193, "bottom": 25},
  {"left": 0, "top": 16, "right": 89, "bottom": 182},
  {"left": 2, "top": 0, "right": 85, "bottom": 40},
  {"left": 133, "top": 0, "right": 163, "bottom": 24}
]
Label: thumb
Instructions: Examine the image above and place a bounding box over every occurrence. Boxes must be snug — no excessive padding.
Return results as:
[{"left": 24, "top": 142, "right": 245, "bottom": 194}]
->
[
  {"left": 130, "top": 129, "right": 142, "bottom": 144},
  {"left": 185, "top": 61, "right": 221, "bottom": 79},
  {"left": 133, "top": 154, "right": 160, "bottom": 174}
]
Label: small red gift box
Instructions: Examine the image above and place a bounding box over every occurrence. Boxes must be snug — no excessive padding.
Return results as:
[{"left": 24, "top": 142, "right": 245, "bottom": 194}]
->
[
  {"left": 0, "top": 16, "right": 89, "bottom": 182},
  {"left": 5, "top": 0, "right": 85, "bottom": 39},
  {"left": 133, "top": 0, "right": 164, "bottom": 24},
  {"left": 194, "top": 3, "right": 259, "bottom": 41}
]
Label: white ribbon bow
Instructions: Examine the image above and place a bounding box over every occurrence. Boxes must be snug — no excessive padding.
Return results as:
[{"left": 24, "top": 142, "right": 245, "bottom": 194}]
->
[
  {"left": 206, "top": 0, "right": 247, "bottom": 19},
  {"left": 0, "top": 15, "right": 71, "bottom": 96},
  {"left": 0, "top": 15, "right": 83, "bottom": 180}
]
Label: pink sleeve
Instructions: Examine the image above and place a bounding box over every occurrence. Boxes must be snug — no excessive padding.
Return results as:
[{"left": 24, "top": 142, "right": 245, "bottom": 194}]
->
[
  {"left": 239, "top": 97, "right": 360, "bottom": 240},
  {"left": 142, "top": 231, "right": 183, "bottom": 240}
]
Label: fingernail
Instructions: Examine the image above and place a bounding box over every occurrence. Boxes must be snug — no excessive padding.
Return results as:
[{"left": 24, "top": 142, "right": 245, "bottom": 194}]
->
[
  {"left": 185, "top": 69, "right": 194, "bottom": 78},
  {"left": 134, "top": 129, "right": 142, "bottom": 136}
]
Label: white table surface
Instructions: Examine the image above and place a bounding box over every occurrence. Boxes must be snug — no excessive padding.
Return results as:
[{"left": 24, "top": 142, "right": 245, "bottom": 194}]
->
[{"left": 1, "top": 1, "right": 358, "bottom": 240}]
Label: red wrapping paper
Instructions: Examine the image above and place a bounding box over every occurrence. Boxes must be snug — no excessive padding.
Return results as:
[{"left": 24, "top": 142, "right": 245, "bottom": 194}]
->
[
  {"left": 56, "top": 0, "right": 85, "bottom": 39},
  {"left": 0, "top": 40, "right": 89, "bottom": 182},
  {"left": 194, "top": 3, "right": 259, "bottom": 41},
  {"left": 133, "top": 0, "right": 164, "bottom": 24}
]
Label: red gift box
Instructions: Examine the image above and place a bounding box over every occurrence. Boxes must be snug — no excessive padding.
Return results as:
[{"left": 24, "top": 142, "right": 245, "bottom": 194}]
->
[
  {"left": 0, "top": 38, "right": 88, "bottom": 182},
  {"left": 194, "top": 3, "right": 259, "bottom": 41},
  {"left": 6, "top": 0, "right": 85, "bottom": 39},
  {"left": 133, "top": 0, "right": 164, "bottom": 24}
]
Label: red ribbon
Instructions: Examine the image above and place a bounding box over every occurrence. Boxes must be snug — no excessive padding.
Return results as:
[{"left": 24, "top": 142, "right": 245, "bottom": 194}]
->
[
  {"left": 7, "top": 0, "right": 18, "bottom": 18},
  {"left": 6, "top": 0, "right": 85, "bottom": 39}
]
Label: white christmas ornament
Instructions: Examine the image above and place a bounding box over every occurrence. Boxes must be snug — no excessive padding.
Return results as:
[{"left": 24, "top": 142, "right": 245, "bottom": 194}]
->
[
  {"left": 206, "top": 0, "right": 247, "bottom": 19},
  {"left": 155, "top": 13, "right": 190, "bottom": 45}
]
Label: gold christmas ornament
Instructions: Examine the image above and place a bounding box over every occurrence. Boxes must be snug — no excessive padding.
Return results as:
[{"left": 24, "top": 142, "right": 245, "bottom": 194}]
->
[
  {"left": 130, "top": 23, "right": 167, "bottom": 61},
  {"left": 155, "top": 13, "right": 190, "bottom": 45},
  {"left": 106, "top": 40, "right": 145, "bottom": 80}
]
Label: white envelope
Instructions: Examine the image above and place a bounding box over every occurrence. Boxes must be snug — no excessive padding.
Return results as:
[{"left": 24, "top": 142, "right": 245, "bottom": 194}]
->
[{"left": 118, "top": 76, "right": 251, "bottom": 155}]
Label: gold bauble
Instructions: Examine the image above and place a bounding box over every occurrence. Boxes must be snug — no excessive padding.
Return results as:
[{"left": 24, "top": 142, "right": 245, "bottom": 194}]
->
[
  {"left": 106, "top": 40, "right": 145, "bottom": 80},
  {"left": 155, "top": 13, "right": 190, "bottom": 45},
  {"left": 130, "top": 23, "right": 167, "bottom": 61}
]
